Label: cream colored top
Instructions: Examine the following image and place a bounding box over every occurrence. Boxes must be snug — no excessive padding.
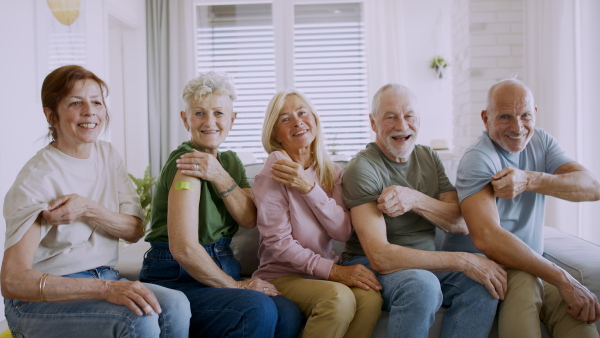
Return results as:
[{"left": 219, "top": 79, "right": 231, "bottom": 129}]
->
[{"left": 3, "top": 141, "right": 143, "bottom": 275}]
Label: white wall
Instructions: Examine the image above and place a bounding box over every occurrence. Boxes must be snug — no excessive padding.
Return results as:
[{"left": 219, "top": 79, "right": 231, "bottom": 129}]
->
[
  {"left": 402, "top": 0, "right": 454, "bottom": 151},
  {"left": 0, "top": 0, "right": 147, "bottom": 322},
  {"left": 368, "top": 0, "right": 455, "bottom": 151},
  {"left": 450, "top": 0, "right": 600, "bottom": 245},
  {"left": 452, "top": 0, "right": 524, "bottom": 155},
  {"left": 579, "top": 0, "right": 600, "bottom": 243},
  {"left": 523, "top": 0, "right": 600, "bottom": 244},
  {"left": 0, "top": 1, "right": 49, "bottom": 321}
]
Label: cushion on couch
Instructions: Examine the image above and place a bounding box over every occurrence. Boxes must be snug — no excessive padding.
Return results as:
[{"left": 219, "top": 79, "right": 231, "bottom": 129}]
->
[{"left": 543, "top": 226, "right": 600, "bottom": 332}]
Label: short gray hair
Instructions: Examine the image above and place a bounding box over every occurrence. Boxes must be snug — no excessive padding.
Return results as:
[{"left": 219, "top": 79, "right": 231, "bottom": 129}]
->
[
  {"left": 371, "top": 83, "right": 418, "bottom": 118},
  {"left": 182, "top": 71, "right": 237, "bottom": 113}
]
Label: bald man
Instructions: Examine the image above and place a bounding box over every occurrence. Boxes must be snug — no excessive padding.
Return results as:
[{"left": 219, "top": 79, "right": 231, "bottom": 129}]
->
[
  {"left": 442, "top": 79, "right": 600, "bottom": 337},
  {"left": 341, "top": 83, "right": 506, "bottom": 338}
]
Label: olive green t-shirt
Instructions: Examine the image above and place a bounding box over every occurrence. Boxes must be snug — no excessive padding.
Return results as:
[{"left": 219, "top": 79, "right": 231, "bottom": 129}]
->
[
  {"left": 342, "top": 143, "right": 455, "bottom": 257},
  {"left": 145, "top": 142, "right": 250, "bottom": 245}
]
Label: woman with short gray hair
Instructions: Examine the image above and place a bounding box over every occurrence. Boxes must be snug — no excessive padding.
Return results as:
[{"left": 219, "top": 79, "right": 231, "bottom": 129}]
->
[{"left": 140, "top": 71, "right": 303, "bottom": 337}]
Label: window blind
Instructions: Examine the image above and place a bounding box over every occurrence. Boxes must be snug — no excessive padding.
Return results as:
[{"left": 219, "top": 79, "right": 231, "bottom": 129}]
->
[
  {"left": 48, "top": 32, "right": 87, "bottom": 70},
  {"left": 294, "top": 3, "right": 369, "bottom": 156},
  {"left": 196, "top": 4, "right": 275, "bottom": 161},
  {"left": 194, "top": 2, "right": 369, "bottom": 161}
]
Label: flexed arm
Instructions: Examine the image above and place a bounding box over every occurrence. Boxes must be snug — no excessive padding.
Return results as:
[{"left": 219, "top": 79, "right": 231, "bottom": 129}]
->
[
  {"left": 176, "top": 151, "right": 257, "bottom": 228},
  {"left": 166, "top": 170, "right": 279, "bottom": 295},
  {"left": 351, "top": 201, "right": 506, "bottom": 299},
  {"left": 42, "top": 195, "right": 143, "bottom": 243},
  {"left": 376, "top": 187, "right": 467, "bottom": 234},
  {"left": 462, "top": 184, "right": 600, "bottom": 323},
  {"left": 491, "top": 161, "right": 600, "bottom": 201}
]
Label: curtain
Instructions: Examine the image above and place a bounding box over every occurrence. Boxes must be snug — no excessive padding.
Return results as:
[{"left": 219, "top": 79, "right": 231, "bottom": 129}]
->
[
  {"left": 525, "top": 0, "right": 600, "bottom": 244},
  {"left": 146, "top": 0, "right": 188, "bottom": 176}
]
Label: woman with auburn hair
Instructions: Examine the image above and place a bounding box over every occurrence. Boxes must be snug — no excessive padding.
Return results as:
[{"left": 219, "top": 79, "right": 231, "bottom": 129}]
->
[
  {"left": 2, "top": 65, "right": 190, "bottom": 337},
  {"left": 252, "top": 89, "right": 383, "bottom": 338}
]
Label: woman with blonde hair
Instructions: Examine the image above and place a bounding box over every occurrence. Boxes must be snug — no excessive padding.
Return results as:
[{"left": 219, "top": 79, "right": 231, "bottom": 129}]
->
[{"left": 252, "top": 89, "right": 383, "bottom": 338}]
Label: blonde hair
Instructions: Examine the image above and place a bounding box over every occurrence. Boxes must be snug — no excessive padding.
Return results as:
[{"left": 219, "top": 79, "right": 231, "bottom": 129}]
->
[
  {"left": 262, "top": 89, "right": 336, "bottom": 195},
  {"left": 182, "top": 71, "right": 237, "bottom": 113}
]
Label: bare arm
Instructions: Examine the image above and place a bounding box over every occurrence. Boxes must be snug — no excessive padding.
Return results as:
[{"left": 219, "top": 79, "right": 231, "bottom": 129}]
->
[
  {"left": 463, "top": 184, "right": 600, "bottom": 322},
  {"left": 376, "top": 187, "right": 467, "bottom": 234},
  {"left": 1, "top": 216, "right": 160, "bottom": 316},
  {"left": 492, "top": 161, "right": 600, "bottom": 202},
  {"left": 177, "top": 151, "right": 257, "bottom": 228},
  {"left": 41, "top": 194, "right": 143, "bottom": 242},
  {"left": 351, "top": 201, "right": 506, "bottom": 299},
  {"left": 167, "top": 170, "right": 278, "bottom": 295}
]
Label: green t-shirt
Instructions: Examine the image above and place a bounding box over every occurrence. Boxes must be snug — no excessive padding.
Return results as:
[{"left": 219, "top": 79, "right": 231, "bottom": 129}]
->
[
  {"left": 342, "top": 143, "right": 455, "bottom": 257},
  {"left": 145, "top": 142, "right": 250, "bottom": 245}
]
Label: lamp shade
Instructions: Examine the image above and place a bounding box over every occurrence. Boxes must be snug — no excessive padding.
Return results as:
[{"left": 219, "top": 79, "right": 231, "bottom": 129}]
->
[{"left": 46, "top": 0, "right": 81, "bottom": 26}]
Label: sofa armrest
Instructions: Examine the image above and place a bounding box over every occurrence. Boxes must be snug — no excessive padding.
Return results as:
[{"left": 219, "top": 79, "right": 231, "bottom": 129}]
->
[{"left": 543, "top": 226, "right": 600, "bottom": 332}]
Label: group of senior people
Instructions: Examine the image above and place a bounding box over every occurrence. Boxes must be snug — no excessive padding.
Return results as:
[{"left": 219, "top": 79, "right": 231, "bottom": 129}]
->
[{"left": 3, "top": 64, "right": 600, "bottom": 338}]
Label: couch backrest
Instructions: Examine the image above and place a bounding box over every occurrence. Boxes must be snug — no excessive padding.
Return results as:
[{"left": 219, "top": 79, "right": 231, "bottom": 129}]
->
[{"left": 232, "top": 156, "right": 460, "bottom": 277}]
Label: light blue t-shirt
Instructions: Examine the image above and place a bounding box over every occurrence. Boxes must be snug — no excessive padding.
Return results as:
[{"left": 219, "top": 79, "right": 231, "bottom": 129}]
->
[{"left": 441, "top": 129, "right": 572, "bottom": 254}]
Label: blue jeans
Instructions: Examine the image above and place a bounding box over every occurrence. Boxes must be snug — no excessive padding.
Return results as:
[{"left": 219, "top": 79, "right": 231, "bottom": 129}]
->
[
  {"left": 140, "top": 238, "right": 303, "bottom": 338},
  {"left": 4, "top": 266, "right": 191, "bottom": 338},
  {"left": 342, "top": 255, "right": 498, "bottom": 338}
]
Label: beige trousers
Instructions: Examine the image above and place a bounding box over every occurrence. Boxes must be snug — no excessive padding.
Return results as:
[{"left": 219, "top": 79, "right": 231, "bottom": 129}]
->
[
  {"left": 271, "top": 275, "right": 383, "bottom": 338},
  {"left": 499, "top": 269, "right": 599, "bottom": 338}
]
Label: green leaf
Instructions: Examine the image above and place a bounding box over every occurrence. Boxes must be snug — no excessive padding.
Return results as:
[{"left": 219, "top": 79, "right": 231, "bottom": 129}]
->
[{"left": 128, "top": 164, "right": 157, "bottom": 232}]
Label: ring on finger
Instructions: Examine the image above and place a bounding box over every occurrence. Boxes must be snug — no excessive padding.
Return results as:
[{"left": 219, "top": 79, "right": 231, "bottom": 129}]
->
[
  {"left": 193, "top": 164, "right": 199, "bottom": 171},
  {"left": 263, "top": 287, "right": 269, "bottom": 291}
]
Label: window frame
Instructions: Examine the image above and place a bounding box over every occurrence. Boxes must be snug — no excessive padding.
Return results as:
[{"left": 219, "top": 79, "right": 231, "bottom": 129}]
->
[{"left": 190, "top": 0, "right": 401, "bottom": 159}]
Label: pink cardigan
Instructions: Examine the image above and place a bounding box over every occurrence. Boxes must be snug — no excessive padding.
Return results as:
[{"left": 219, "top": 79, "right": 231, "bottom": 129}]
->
[{"left": 252, "top": 151, "right": 353, "bottom": 281}]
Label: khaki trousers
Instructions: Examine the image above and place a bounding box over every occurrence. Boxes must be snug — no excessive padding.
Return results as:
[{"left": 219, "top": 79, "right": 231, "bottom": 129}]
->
[
  {"left": 499, "top": 269, "right": 599, "bottom": 338},
  {"left": 271, "top": 275, "right": 383, "bottom": 338}
]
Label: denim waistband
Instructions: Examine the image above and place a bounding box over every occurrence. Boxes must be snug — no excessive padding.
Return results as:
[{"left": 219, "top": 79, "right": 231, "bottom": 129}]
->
[
  {"left": 61, "top": 266, "right": 119, "bottom": 280},
  {"left": 148, "top": 237, "right": 233, "bottom": 260}
]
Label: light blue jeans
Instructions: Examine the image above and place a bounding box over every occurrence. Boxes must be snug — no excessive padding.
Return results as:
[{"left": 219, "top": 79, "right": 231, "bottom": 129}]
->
[
  {"left": 4, "top": 266, "right": 191, "bottom": 338},
  {"left": 343, "top": 255, "right": 499, "bottom": 338}
]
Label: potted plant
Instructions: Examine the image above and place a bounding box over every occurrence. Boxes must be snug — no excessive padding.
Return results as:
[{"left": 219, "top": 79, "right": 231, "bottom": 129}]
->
[
  {"left": 430, "top": 56, "right": 449, "bottom": 79},
  {"left": 128, "top": 164, "right": 156, "bottom": 232}
]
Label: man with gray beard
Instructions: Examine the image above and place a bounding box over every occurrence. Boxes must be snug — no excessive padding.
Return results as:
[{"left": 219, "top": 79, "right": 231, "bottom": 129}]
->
[{"left": 340, "top": 83, "right": 506, "bottom": 338}]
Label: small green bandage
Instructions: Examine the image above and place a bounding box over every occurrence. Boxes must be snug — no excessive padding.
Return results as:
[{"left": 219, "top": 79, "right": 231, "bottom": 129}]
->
[{"left": 175, "top": 181, "right": 194, "bottom": 191}]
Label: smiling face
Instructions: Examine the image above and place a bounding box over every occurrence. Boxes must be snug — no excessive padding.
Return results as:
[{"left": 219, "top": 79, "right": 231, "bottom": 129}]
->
[
  {"left": 482, "top": 83, "right": 537, "bottom": 154},
  {"left": 181, "top": 93, "right": 236, "bottom": 156},
  {"left": 371, "top": 88, "right": 420, "bottom": 163},
  {"left": 45, "top": 79, "right": 106, "bottom": 158},
  {"left": 274, "top": 94, "right": 317, "bottom": 156}
]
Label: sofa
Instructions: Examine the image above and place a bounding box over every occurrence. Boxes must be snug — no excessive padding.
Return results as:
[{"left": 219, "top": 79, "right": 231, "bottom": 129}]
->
[{"left": 116, "top": 159, "right": 600, "bottom": 337}]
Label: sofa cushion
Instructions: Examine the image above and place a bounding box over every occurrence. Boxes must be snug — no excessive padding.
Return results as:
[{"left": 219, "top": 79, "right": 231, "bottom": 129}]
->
[
  {"left": 230, "top": 227, "right": 261, "bottom": 277},
  {"left": 542, "top": 226, "right": 600, "bottom": 333}
]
